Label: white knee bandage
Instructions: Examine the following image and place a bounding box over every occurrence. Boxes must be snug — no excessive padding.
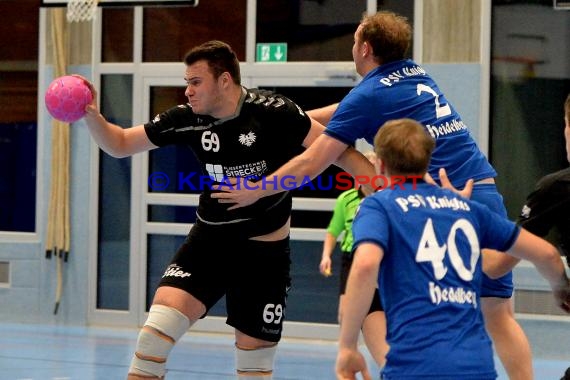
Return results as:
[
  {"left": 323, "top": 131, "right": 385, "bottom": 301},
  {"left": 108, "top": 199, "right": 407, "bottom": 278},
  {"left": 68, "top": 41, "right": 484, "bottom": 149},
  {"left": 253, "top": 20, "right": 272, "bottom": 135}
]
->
[
  {"left": 235, "top": 344, "right": 277, "bottom": 379},
  {"left": 129, "top": 305, "right": 191, "bottom": 378}
]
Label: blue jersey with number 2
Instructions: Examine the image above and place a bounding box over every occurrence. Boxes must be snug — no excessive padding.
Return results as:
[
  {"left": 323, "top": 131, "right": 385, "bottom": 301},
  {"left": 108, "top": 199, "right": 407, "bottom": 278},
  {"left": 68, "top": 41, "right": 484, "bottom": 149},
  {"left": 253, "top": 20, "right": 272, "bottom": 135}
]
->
[
  {"left": 352, "top": 182, "right": 519, "bottom": 379},
  {"left": 325, "top": 59, "right": 496, "bottom": 188}
]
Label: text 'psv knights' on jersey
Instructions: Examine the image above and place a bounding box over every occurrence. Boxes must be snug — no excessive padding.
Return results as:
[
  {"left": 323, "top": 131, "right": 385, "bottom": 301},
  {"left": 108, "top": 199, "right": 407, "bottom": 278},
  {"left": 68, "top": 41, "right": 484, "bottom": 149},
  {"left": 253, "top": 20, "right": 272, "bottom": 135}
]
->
[
  {"left": 352, "top": 181, "right": 520, "bottom": 379},
  {"left": 325, "top": 59, "right": 497, "bottom": 189},
  {"left": 144, "top": 87, "right": 311, "bottom": 236}
]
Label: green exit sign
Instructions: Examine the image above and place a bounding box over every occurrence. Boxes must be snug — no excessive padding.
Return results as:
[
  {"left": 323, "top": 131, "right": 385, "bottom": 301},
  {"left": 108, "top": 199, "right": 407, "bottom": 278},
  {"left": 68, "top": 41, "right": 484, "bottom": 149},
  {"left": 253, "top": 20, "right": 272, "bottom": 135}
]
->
[{"left": 256, "top": 43, "right": 287, "bottom": 62}]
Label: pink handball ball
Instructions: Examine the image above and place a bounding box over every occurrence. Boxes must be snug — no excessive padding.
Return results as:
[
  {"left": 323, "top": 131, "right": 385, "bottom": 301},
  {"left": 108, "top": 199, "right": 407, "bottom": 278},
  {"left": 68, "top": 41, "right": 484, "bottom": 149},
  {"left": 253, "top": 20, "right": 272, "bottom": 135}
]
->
[{"left": 45, "top": 75, "right": 93, "bottom": 123}]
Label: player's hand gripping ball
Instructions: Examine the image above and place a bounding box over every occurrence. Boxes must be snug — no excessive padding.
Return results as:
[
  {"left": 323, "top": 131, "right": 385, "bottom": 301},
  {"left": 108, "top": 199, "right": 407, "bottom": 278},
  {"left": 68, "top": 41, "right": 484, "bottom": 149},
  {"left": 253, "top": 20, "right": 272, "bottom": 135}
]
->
[{"left": 45, "top": 75, "right": 93, "bottom": 123}]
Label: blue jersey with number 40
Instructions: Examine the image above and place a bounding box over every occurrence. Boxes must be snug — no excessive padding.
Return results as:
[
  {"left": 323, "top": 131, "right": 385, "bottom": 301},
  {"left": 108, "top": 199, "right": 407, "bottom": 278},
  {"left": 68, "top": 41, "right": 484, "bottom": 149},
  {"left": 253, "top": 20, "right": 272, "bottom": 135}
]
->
[
  {"left": 325, "top": 59, "right": 496, "bottom": 188},
  {"left": 352, "top": 182, "right": 519, "bottom": 379}
]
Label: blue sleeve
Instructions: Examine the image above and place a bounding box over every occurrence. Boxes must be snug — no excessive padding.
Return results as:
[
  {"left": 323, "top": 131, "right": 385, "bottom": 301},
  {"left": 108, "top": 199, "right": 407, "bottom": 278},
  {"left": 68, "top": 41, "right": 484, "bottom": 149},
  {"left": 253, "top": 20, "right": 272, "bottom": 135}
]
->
[
  {"left": 325, "top": 90, "right": 379, "bottom": 146},
  {"left": 475, "top": 202, "right": 521, "bottom": 252},
  {"left": 352, "top": 196, "right": 390, "bottom": 252}
]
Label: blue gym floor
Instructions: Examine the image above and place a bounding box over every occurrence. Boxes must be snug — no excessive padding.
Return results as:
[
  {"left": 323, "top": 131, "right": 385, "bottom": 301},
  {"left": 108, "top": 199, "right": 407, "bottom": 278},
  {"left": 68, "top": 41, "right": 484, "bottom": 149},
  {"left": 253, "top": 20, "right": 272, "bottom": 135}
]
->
[{"left": 0, "top": 316, "right": 568, "bottom": 379}]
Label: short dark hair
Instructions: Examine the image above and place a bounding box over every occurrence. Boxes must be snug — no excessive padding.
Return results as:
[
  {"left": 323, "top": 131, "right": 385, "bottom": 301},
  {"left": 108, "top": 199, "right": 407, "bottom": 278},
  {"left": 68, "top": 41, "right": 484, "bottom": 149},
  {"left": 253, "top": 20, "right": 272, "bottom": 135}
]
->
[
  {"left": 184, "top": 40, "right": 241, "bottom": 84},
  {"left": 373, "top": 118, "right": 435, "bottom": 176},
  {"left": 359, "top": 11, "right": 412, "bottom": 64}
]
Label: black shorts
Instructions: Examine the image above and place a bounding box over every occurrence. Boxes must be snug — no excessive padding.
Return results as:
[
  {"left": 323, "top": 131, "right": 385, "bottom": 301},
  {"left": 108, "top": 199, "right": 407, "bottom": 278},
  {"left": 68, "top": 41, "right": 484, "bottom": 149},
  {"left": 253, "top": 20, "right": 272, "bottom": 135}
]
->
[
  {"left": 159, "top": 221, "right": 291, "bottom": 342},
  {"left": 340, "top": 253, "right": 383, "bottom": 313}
]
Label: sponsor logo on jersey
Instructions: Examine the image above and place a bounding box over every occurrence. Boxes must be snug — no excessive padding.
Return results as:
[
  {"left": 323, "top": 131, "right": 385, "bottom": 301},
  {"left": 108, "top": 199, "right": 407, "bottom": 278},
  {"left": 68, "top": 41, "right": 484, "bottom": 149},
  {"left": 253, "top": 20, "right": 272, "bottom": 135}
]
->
[
  {"left": 223, "top": 161, "right": 268, "bottom": 178},
  {"left": 238, "top": 131, "right": 257, "bottom": 147},
  {"left": 199, "top": 161, "right": 270, "bottom": 183},
  {"left": 205, "top": 163, "right": 225, "bottom": 182},
  {"left": 429, "top": 281, "right": 477, "bottom": 308},
  {"left": 162, "top": 264, "right": 191, "bottom": 279},
  {"left": 521, "top": 204, "right": 531, "bottom": 218},
  {"left": 261, "top": 326, "right": 281, "bottom": 335},
  {"left": 425, "top": 119, "right": 468, "bottom": 139}
]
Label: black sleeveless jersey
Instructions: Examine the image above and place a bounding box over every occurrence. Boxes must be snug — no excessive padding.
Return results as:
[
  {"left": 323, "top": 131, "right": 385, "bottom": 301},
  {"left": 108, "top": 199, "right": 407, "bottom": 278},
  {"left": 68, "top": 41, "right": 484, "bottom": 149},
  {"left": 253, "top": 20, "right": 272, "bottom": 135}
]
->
[
  {"left": 144, "top": 87, "right": 312, "bottom": 237},
  {"left": 518, "top": 167, "right": 570, "bottom": 257}
]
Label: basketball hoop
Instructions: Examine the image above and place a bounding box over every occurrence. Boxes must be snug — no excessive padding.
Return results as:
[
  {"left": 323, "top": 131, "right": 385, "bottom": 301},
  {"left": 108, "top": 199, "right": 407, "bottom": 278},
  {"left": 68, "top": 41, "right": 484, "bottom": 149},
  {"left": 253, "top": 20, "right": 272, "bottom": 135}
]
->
[{"left": 66, "top": 0, "right": 99, "bottom": 22}]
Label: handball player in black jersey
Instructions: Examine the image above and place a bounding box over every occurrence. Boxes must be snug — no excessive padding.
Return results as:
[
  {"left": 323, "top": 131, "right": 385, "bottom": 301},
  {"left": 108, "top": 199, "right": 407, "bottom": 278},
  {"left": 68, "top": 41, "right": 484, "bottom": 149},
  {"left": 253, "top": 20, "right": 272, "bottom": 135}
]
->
[
  {"left": 79, "top": 40, "right": 375, "bottom": 380},
  {"left": 518, "top": 94, "right": 570, "bottom": 380},
  {"left": 518, "top": 94, "right": 570, "bottom": 261}
]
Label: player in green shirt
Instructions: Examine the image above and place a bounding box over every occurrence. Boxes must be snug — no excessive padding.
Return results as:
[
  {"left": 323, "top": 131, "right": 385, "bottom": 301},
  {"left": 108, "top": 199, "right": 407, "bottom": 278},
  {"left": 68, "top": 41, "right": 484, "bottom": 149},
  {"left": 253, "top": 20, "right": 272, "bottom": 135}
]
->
[{"left": 319, "top": 151, "right": 388, "bottom": 366}]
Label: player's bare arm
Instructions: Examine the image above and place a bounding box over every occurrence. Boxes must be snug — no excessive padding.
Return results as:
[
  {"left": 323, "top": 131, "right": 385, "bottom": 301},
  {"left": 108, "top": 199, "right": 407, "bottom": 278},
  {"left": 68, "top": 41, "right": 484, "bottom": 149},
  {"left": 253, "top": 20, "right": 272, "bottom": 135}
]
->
[
  {"left": 336, "top": 243, "right": 380, "bottom": 380},
  {"left": 75, "top": 75, "right": 158, "bottom": 158},
  {"left": 481, "top": 249, "right": 515, "bottom": 279},
  {"left": 212, "top": 129, "right": 349, "bottom": 210},
  {"left": 302, "top": 117, "right": 327, "bottom": 147},
  {"left": 85, "top": 118, "right": 156, "bottom": 158},
  {"left": 319, "top": 232, "right": 337, "bottom": 277},
  {"left": 307, "top": 103, "right": 339, "bottom": 126},
  {"left": 335, "top": 147, "right": 377, "bottom": 193},
  {"left": 507, "top": 229, "right": 570, "bottom": 312}
]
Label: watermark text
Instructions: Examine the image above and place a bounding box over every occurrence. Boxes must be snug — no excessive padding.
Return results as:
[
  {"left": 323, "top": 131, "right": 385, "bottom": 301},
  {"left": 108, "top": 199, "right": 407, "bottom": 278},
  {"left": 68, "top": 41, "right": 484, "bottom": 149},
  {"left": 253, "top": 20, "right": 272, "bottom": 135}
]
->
[{"left": 147, "top": 172, "right": 423, "bottom": 192}]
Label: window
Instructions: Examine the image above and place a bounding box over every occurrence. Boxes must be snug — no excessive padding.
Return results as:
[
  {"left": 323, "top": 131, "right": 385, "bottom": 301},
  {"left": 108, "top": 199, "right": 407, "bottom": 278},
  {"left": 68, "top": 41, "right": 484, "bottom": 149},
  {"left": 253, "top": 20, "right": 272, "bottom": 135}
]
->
[
  {"left": 0, "top": 0, "right": 39, "bottom": 233},
  {"left": 97, "top": 74, "right": 133, "bottom": 310},
  {"left": 490, "top": 2, "right": 570, "bottom": 219}
]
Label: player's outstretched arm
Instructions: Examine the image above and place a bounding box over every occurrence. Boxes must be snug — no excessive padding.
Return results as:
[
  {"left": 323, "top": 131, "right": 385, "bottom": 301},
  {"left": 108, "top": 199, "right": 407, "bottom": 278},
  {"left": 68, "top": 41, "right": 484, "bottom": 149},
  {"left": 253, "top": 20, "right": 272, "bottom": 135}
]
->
[
  {"left": 307, "top": 103, "right": 339, "bottom": 126},
  {"left": 335, "top": 147, "right": 377, "bottom": 194},
  {"left": 508, "top": 229, "right": 570, "bottom": 312},
  {"left": 336, "top": 243, "right": 380, "bottom": 380},
  {"left": 74, "top": 75, "right": 157, "bottom": 158},
  {"left": 213, "top": 132, "right": 348, "bottom": 209},
  {"left": 481, "top": 249, "right": 515, "bottom": 279}
]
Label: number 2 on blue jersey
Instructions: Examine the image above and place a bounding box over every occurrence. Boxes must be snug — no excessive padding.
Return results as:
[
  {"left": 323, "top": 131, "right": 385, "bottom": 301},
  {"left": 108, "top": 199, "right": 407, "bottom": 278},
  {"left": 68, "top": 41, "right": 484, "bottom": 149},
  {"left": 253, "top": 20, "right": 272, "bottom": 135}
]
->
[{"left": 417, "top": 84, "right": 452, "bottom": 119}]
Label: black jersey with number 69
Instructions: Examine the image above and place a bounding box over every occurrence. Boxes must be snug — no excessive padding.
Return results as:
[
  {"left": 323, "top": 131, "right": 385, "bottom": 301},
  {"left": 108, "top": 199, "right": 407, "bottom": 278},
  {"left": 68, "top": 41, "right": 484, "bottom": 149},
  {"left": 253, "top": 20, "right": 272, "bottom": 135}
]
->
[{"left": 144, "top": 87, "right": 312, "bottom": 237}]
